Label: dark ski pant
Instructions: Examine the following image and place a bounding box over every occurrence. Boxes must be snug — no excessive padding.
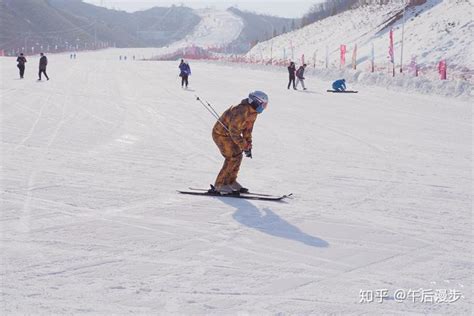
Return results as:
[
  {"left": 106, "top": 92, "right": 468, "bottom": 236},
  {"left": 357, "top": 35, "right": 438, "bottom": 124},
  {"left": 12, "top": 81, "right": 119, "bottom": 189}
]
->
[
  {"left": 212, "top": 132, "right": 243, "bottom": 189},
  {"left": 288, "top": 75, "right": 296, "bottom": 89},
  {"left": 18, "top": 65, "right": 25, "bottom": 78},
  {"left": 39, "top": 68, "right": 49, "bottom": 80},
  {"left": 181, "top": 75, "right": 189, "bottom": 87}
]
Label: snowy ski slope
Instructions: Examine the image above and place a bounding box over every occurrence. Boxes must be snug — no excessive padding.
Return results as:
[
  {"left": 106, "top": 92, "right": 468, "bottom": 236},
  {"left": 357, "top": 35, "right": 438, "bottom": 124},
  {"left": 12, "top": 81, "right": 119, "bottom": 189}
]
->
[
  {"left": 158, "top": 9, "right": 244, "bottom": 54},
  {"left": 248, "top": 1, "right": 473, "bottom": 71},
  {"left": 1, "top": 48, "right": 472, "bottom": 314}
]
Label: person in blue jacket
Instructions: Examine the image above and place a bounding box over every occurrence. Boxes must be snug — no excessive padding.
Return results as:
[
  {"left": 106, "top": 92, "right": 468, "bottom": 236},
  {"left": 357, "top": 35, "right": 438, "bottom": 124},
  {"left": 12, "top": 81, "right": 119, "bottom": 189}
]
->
[
  {"left": 332, "top": 79, "right": 346, "bottom": 91},
  {"left": 179, "top": 59, "right": 191, "bottom": 88}
]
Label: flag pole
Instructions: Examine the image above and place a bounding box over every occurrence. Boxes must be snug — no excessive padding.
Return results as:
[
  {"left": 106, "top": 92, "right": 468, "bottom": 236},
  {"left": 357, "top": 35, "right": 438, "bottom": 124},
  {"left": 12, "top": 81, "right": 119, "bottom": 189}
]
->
[{"left": 400, "top": 1, "right": 406, "bottom": 73}]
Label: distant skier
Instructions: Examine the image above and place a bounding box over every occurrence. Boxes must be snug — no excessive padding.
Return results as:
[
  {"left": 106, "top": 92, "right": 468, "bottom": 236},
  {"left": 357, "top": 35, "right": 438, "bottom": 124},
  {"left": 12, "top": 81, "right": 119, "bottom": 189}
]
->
[
  {"left": 287, "top": 61, "right": 296, "bottom": 90},
  {"left": 38, "top": 53, "right": 49, "bottom": 81},
  {"left": 179, "top": 59, "right": 191, "bottom": 88},
  {"left": 332, "top": 79, "right": 346, "bottom": 91},
  {"left": 296, "top": 64, "right": 307, "bottom": 90},
  {"left": 209, "top": 91, "right": 268, "bottom": 194},
  {"left": 16, "top": 53, "right": 27, "bottom": 79}
]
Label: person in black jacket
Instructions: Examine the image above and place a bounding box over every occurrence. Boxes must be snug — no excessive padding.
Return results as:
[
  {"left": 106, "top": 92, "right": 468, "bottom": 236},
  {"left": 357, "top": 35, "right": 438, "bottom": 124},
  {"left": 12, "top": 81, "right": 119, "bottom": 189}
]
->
[
  {"left": 16, "top": 53, "right": 27, "bottom": 79},
  {"left": 287, "top": 61, "right": 296, "bottom": 90},
  {"left": 38, "top": 53, "right": 49, "bottom": 81}
]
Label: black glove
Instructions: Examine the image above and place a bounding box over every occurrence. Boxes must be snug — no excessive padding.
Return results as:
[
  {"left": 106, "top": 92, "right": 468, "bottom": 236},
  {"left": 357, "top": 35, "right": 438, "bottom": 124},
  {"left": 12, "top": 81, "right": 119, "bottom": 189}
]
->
[{"left": 244, "top": 148, "right": 252, "bottom": 159}]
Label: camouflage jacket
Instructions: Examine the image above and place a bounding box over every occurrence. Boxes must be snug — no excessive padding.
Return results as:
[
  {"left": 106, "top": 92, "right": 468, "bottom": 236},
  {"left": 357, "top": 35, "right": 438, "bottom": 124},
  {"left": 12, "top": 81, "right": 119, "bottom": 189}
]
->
[{"left": 213, "top": 99, "right": 258, "bottom": 150}]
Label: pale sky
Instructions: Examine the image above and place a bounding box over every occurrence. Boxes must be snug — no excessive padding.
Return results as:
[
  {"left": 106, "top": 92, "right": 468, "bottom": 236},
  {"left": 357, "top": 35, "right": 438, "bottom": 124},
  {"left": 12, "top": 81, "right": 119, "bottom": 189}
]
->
[{"left": 83, "top": 0, "right": 321, "bottom": 18}]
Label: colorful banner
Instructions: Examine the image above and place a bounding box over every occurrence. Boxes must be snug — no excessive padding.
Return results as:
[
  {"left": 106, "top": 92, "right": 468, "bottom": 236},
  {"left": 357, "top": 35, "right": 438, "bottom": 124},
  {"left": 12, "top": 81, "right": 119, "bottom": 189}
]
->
[
  {"left": 340, "top": 44, "right": 346, "bottom": 68},
  {"left": 351, "top": 44, "right": 357, "bottom": 70},
  {"left": 438, "top": 60, "right": 447, "bottom": 80}
]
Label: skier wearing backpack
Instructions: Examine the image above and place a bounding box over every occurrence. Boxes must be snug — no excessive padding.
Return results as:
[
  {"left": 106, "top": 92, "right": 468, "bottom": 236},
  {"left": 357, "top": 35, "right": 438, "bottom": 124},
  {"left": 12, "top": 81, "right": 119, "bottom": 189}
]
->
[
  {"left": 179, "top": 59, "right": 191, "bottom": 88},
  {"left": 296, "top": 64, "right": 307, "bottom": 90},
  {"left": 209, "top": 91, "right": 269, "bottom": 194}
]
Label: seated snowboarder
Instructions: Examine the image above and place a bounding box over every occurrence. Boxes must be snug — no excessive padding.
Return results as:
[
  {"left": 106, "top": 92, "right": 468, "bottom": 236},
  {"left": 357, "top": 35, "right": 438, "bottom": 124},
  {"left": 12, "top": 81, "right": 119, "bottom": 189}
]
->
[
  {"left": 332, "top": 79, "right": 346, "bottom": 91},
  {"left": 210, "top": 91, "right": 268, "bottom": 194}
]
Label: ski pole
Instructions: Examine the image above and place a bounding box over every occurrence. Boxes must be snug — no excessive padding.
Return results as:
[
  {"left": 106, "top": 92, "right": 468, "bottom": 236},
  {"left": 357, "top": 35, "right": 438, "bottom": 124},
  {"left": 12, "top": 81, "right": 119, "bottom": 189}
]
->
[
  {"left": 195, "top": 95, "right": 231, "bottom": 134},
  {"left": 200, "top": 96, "right": 220, "bottom": 118},
  {"left": 195, "top": 95, "right": 252, "bottom": 159},
  {"left": 195, "top": 95, "right": 220, "bottom": 120}
]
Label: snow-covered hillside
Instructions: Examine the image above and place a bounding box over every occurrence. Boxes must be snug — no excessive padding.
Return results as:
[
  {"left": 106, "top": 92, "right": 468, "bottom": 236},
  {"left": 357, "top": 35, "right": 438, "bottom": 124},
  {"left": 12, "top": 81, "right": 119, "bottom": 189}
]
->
[
  {"left": 247, "top": 0, "right": 473, "bottom": 75},
  {"left": 1, "top": 49, "right": 472, "bottom": 314},
  {"left": 158, "top": 9, "right": 244, "bottom": 54}
]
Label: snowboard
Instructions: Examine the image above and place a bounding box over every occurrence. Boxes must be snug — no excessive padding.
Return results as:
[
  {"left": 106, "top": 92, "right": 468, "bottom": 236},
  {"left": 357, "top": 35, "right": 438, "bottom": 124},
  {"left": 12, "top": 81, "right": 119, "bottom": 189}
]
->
[
  {"left": 178, "top": 188, "right": 292, "bottom": 202},
  {"left": 327, "top": 90, "right": 358, "bottom": 93}
]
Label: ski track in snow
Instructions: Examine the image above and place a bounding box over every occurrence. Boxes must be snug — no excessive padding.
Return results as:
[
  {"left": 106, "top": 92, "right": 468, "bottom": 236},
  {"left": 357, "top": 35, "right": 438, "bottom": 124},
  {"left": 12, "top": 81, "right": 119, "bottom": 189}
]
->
[{"left": 1, "top": 48, "right": 472, "bottom": 314}]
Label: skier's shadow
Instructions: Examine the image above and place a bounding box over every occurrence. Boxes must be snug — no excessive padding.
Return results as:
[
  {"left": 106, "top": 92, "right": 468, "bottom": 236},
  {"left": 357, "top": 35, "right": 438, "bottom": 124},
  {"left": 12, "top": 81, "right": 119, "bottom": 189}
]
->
[{"left": 218, "top": 197, "right": 328, "bottom": 248}]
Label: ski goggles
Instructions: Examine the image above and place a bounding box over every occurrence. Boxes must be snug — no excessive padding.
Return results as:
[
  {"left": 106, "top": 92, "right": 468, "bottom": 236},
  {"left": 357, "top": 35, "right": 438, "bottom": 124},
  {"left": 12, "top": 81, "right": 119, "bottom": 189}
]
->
[{"left": 254, "top": 98, "right": 268, "bottom": 113}]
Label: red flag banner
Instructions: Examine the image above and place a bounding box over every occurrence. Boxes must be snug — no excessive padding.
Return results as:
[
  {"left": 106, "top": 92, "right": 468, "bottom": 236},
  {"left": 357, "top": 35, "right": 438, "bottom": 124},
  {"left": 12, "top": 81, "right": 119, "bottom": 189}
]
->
[
  {"left": 340, "top": 44, "right": 346, "bottom": 68},
  {"left": 438, "top": 60, "right": 447, "bottom": 80}
]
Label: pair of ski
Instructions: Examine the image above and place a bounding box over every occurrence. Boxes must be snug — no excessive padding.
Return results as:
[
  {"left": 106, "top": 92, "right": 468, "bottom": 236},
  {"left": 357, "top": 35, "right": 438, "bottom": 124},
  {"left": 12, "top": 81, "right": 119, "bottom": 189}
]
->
[{"left": 178, "top": 187, "right": 292, "bottom": 202}]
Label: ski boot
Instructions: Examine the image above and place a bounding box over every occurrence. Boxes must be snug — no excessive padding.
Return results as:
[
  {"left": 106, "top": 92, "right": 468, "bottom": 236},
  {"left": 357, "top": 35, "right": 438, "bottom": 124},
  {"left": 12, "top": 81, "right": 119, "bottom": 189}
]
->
[
  {"left": 208, "top": 184, "right": 239, "bottom": 195},
  {"left": 230, "top": 181, "right": 249, "bottom": 194}
]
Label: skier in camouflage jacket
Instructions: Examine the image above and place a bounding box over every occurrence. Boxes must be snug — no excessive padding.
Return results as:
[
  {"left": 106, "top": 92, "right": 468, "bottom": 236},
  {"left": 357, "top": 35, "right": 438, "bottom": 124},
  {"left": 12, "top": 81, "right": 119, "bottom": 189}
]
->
[{"left": 211, "top": 91, "right": 268, "bottom": 194}]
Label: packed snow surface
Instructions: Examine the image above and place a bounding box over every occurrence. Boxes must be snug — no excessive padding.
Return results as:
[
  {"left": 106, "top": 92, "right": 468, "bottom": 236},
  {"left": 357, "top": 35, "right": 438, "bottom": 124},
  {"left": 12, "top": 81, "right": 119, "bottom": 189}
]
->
[{"left": 1, "top": 48, "right": 472, "bottom": 314}]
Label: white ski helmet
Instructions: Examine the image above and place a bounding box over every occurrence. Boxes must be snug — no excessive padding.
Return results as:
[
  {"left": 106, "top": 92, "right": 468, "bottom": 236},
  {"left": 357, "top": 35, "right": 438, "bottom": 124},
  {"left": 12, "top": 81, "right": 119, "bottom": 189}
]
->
[{"left": 248, "top": 90, "right": 269, "bottom": 113}]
